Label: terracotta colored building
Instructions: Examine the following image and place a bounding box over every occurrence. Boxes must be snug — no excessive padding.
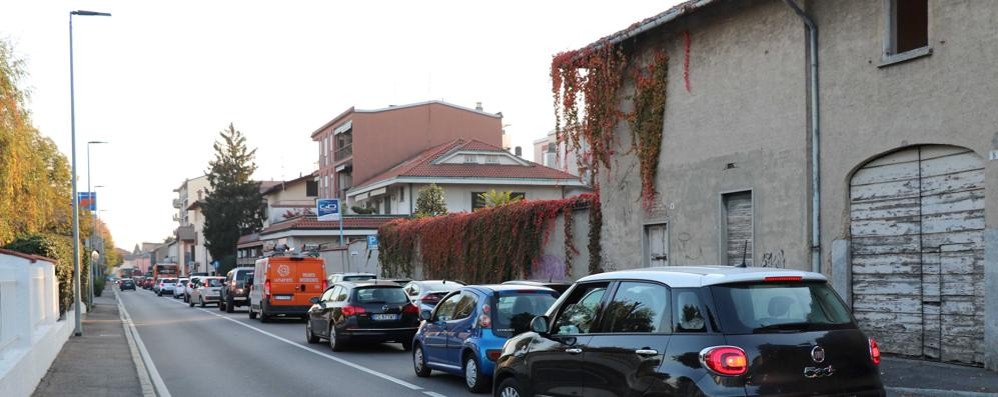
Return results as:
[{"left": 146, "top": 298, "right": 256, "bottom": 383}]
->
[{"left": 311, "top": 100, "right": 503, "bottom": 208}]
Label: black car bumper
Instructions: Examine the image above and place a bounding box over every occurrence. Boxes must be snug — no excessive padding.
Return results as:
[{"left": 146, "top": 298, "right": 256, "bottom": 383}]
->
[
  {"left": 340, "top": 327, "right": 418, "bottom": 342},
  {"left": 263, "top": 301, "right": 310, "bottom": 316}
]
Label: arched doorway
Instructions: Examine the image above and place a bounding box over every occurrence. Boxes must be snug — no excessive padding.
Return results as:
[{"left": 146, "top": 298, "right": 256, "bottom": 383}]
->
[{"left": 850, "top": 145, "right": 985, "bottom": 365}]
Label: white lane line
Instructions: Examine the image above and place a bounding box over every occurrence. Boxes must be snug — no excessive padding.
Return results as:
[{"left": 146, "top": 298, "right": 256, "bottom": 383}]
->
[
  {"left": 423, "top": 392, "right": 448, "bottom": 397},
  {"left": 118, "top": 292, "right": 173, "bottom": 397}
]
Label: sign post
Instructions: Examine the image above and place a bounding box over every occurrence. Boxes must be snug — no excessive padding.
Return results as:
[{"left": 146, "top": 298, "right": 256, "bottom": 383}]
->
[
  {"left": 367, "top": 235, "right": 379, "bottom": 250},
  {"left": 317, "top": 198, "right": 344, "bottom": 247}
]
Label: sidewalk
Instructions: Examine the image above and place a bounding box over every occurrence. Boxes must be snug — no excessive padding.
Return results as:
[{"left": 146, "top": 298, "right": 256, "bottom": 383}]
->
[
  {"left": 32, "top": 288, "right": 148, "bottom": 397},
  {"left": 882, "top": 356, "right": 998, "bottom": 397}
]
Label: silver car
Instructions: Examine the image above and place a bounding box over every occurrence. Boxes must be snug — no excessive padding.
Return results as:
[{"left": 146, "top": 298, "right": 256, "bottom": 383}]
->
[
  {"left": 173, "top": 278, "right": 189, "bottom": 299},
  {"left": 156, "top": 278, "right": 178, "bottom": 296},
  {"left": 190, "top": 277, "right": 225, "bottom": 307}
]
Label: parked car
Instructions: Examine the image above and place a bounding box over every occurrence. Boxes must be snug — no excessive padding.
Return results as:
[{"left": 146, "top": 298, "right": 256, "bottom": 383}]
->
[
  {"left": 327, "top": 272, "right": 377, "bottom": 284},
  {"left": 491, "top": 266, "right": 885, "bottom": 397},
  {"left": 219, "top": 267, "right": 254, "bottom": 313},
  {"left": 501, "top": 280, "right": 572, "bottom": 295},
  {"left": 306, "top": 280, "right": 419, "bottom": 351},
  {"left": 120, "top": 279, "right": 136, "bottom": 291},
  {"left": 183, "top": 276, "right": 202, "bottom": 303},
  {"left": 155, "top": 278, "right": 178, "bottom": 296},
  {"left": 190, "top": 277, "right": 225, "bottom": 307},
  {"left": 249, "top": 255, "right": 326, "bottom": 322},
  {"left": 401, "top": 280, "right": 464, "bottom": 312},
  {"left": 413, "top": 285, "right": 558, "bottom": 392},
  {"left": 172, "top": 278, "right": 189, "bottom": 299}
]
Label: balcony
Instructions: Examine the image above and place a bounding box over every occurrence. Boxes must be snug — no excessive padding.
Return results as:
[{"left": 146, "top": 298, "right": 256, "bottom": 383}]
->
[
  {"left": 172, "top": 198, "right": 183, "bottom": 209},
  {"left": 334, "top": 144, "right": 352, "bottom": 161},
  {"left": 176, "top": 225, "right": 196, "bottom": 242},
  {"left": 172, "top": 214, "right": 180, "bottom": 222}
]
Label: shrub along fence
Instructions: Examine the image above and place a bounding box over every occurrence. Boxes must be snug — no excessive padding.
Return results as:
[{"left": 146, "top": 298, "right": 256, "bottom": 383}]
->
[{"left": 378, "top": 194, "right": 601, "bottom": 284}]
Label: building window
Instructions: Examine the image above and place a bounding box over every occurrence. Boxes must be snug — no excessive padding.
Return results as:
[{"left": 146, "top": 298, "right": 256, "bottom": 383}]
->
[
  {"left": 721, "top": 191, "right": 753, "bottom": 266},
  {"left": 472, "top": 191, "right": 525, "bottom": 211},
  {"left": 886, "top": 0, "right": 928, "bottom": 55},
  {"left": 306, "top": 180, "right": 318, "bottom": 197},
  {"left": 485, "top": 155, "right": 499, "bottom": 164},
  {"left": 464, "top": 154, "right": 478, "bottom": 163},
  {"left": 399, "top": 186, "right": 404, "bottom": 202}
]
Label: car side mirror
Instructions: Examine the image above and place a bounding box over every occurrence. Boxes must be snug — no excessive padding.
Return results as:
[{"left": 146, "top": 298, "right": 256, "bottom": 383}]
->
[
  {"left": 419, "top": 310, "right": 432, "bottom": 321},
  {"left": 530, "top": 315, "right": 550, "bottom": 335},
  {"left": 309, "top": 297, "right": 320, "bottom": 305}
]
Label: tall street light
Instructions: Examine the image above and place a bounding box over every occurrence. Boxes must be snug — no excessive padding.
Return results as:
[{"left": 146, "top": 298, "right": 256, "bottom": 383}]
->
[{"left": 70, "top": 9, "right": 111, "bottom": 336}]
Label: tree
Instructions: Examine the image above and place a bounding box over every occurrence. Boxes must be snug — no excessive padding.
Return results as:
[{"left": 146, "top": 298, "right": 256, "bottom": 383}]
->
[
  {"left": 478, "top": 190, "right": 523, "bottom": 209},
  {"left": 414, "top": 183, "right": 447, "bottom": 217},
  {"left": 202, "top": 123, "right": 265, "bottom": 274}
]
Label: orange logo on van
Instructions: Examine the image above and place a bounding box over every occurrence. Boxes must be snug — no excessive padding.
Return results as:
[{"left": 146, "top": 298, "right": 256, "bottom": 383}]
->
[{"left": 277, "top": 264, "right": 290, "bottom": 277}]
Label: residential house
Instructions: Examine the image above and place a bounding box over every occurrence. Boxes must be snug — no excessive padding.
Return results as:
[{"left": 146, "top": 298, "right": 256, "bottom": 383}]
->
[
  {"left": 569, "top": 0, "right": 997, "bottom": 369},
  {"left": 311, "top": 100, "right": 504, "bottom": 207},
  {"left": 347, "top": 138, "right": 587, "bottom": 214},
  {"left": 235, "top": 171, "right": 319, "bottom": 267},
  {"left": 173, "top": 176, "right": 212, "bottom": 275}
]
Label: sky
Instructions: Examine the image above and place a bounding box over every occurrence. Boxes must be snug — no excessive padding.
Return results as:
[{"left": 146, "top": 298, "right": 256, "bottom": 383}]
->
[{"left": 1, "top": 0, "right": 680, "bottom": 250}]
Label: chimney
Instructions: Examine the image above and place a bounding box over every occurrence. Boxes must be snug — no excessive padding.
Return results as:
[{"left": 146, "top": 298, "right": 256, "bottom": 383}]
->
[
  {"left": 514, "top": 146, "right": 522, "bottom": 157},
  {"left": 475, "top": 102, "right": 483, "bottom": 111}
]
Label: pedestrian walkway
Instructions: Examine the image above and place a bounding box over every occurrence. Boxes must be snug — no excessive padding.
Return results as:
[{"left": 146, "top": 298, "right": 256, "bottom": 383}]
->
[
  {"left": 882, "top": 356, "right": 998, "bottom": 397},
  {"left": 32, "top": 289, "right": 145, "bottom": 397}
]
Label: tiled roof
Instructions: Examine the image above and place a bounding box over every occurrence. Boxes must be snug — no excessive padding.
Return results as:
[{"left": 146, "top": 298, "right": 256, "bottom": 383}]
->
[
  {"left": 262, "top": 171, "right": 318, "bottom": 195},
  {"left": 353, "top": 139, "right": 581, "bottom": 190},
  {"left": 237, "top": 233, "right": 260, "bottom": 246},
  {"left": 260, "top": 215, "right": 405, "bottom": 235}
]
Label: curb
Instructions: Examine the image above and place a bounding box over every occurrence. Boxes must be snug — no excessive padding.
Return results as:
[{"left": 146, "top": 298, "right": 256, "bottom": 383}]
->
[
  {"left": 887, "top": 387, "right": 998, "bottom": 397},
  {"left": 115, "top": 290, "right": 159, "bottom": 397}
]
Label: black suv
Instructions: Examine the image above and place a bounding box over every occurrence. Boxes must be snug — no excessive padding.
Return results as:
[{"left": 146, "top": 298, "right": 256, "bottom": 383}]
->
[
  {"left": 219, "top": 267, "right": 254, "bottom": 313},
  {"left": 493, "top": 266, "right": 885, "bottom": 397}
]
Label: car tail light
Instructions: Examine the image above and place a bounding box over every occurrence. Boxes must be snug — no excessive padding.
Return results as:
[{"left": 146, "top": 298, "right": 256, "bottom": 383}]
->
[
  {"left": 421, "top": 295, "right": 439, "bottom": 303},
  {"left": 322, "top": 280, "right": 327, "bottom": 291},
  {"left": 869, "top": 337, "right": 881, "bottom": 365},
  {"left": 402, "top": 303, "right": 418, "bottom": 314},
  {"left": 486, "top": 349, "right": 502, "bottom": 361},
  {"left": 264, "top": 280, "right": 271, "bottom": 299},
  {"left": 764, "top": 276, "right": 802, "bottom": 282},
  {"left": 700, "top": 346, "right": 748, "bottom": 376},
  {"left": 341, "top": 305, "right": 366, "bottom": 317}
]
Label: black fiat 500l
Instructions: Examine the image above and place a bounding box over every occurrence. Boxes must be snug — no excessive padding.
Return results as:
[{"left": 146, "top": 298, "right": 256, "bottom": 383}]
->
[
  {"left": 492, "top": 266, "right": 884, "bottom": 397},
  {"left": 305, "top": 280, "right": 420, "bottom": 351}
]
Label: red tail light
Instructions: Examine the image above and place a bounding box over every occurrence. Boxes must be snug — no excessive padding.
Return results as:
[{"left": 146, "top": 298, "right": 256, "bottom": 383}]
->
[
  {"left": 402, "top": 303, "right": 418, "bottom": 315},
  {"left": 264, "top": 280, "right": 271, "bottom": 299},
  {"left": 421, "top": 294, "right": 441, "bottom": 303},
  {"left": 869, "top": 337, "right": 881, "bottom": 365},
  {"left": 478, "top": 304, "right": 492, "bottom": 328},
  {"left": 700, "top": 346, "right": 748, "bottom": 376},
  {"left": 486, "top": 349, "right": 502, "bottom": 361},
  {"left": 341, "top": 305, "right": 366, "bottom": 317},
  {"left": 764, "top": 276, "right": 802, "bottom": 282}
]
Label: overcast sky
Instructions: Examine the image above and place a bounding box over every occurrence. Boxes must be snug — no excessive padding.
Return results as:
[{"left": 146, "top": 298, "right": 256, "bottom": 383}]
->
[{"left": 1, "top": 0, "right": 679, "bottom": 250}]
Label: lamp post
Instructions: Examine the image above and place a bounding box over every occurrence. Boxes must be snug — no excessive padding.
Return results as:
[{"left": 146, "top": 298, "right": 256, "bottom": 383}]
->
[{"left": 70, "top": 9, "right": 111, "bottom": 336}]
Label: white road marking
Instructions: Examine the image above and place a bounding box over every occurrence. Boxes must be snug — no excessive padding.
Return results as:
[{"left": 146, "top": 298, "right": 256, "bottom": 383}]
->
[
  {"left": 145, "top": 290, "right": 441, "bottom": 395},
  {"left": 118, "top": 292, "right": 173, "bottom": 397}
]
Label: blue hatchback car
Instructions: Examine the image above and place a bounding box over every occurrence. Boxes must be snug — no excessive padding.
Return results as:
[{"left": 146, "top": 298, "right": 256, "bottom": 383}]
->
[{"left": 412, "top": 285, "right": 558, "bottom": 393}]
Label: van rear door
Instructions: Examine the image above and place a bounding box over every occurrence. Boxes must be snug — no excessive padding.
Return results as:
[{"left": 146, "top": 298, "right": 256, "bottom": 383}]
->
[{"left": 268, "top": 257, "right": 325, "bottom": 307}]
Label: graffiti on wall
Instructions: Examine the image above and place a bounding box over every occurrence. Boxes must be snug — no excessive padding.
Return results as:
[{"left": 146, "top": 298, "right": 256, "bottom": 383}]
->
[
  {"left": 760, "top": 249, "right": 786, "bottom": 268},
  {"left": 676, "top": 232, "right": 703, "bottom": 261}
]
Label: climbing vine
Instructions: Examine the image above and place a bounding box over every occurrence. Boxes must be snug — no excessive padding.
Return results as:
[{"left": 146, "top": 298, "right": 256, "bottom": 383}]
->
[
  {"left": 628, "top": 50, "right": 668, "bottom": 209},
  {"left": 378, "top": 194, "right": 596, "bottom": 284}
]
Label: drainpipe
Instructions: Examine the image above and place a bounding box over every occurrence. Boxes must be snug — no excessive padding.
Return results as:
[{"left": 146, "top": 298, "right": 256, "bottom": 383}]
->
[{"left": 782, "top": 0, "right": 821, "bottom": 273}]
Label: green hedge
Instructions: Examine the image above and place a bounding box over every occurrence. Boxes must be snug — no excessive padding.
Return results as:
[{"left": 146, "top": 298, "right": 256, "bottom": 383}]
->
[{"left": 4, "top": 233, "right": 87, "bottom": 316}]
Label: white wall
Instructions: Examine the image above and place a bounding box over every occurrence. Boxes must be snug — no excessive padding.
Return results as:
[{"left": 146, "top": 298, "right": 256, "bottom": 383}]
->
[{"left": 0, "top": 251, "right": 75, "bottom": 397}]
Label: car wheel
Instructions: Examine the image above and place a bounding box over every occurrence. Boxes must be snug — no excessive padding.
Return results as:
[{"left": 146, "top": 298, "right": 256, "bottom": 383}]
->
[
  {"left": 329, "top": 326, "right": 344, "bottom": 352},
  {"left": 188, "top": 298, "right": 195, "bottom": 307},
  {"left": 200, "top": 297, "right": 206, "bottom": 308},
  {"left": 413, "top": 344, "right": 431, "bottom": 377},
  {"left": 260, "top": 309, "right": 271, "bottom": 323},
  {"left": 401, "top": 339, "right": 413, "bottom": 351},
  {"left": 464, "top": 355, "right": 489, "bottom": 393},
  {"left": 218, "top": 299, "right": 226, "bottom": 311},
  {"left": 496, "top": 377, "right": 523, "bottom": 397},
  {"left": 305, "top": 320, "right": 319, "bottom": 344},
  {"left": 225, "top": 297, "right": 235, "bottom": 313},
  {"left": 248, "top": 307, "right": 257, "bottom": 320},
  {"left": 184, "top": 294, "right": 188, "bottom": 303},
  {"left": 157, "top": 291, "right": 162, "bottom": 296}
]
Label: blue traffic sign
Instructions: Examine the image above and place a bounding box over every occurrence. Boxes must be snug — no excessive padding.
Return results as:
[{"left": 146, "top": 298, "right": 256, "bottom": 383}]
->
[
  {"left": 316, "top": 198, "right": 341, "bottom": 221},
  {"left": 367, "top": 235, "right": 379, "bottom": 249}
]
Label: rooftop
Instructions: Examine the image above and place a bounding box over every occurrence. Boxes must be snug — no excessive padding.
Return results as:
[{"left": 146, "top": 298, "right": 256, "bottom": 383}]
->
[
  {"left": 310, "top": 100, "right": 502, "bottom": 139},
  {"left": 259, "top": 215, "right": 406, "bottom": 236}
]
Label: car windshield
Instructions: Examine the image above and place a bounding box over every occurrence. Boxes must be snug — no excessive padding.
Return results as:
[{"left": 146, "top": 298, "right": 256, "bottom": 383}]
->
[
  {"left": 235, "top": 271, "right": 253, "bottom": 280},
  {"left": 205, "top": 279, "right": 223, "bottom": 287},
  {"left": 421, "top": 281, "right": 462, "bottom": 291},
  {"left": 162, "top": 279, "right": 177, "bottom": 284},
  {"left": 493, "top": 291, "right": 558, "bottom": 337},
  {"left": 710, "top": 282, "right": 855, "bottom": 334},
  {"left": 354, "top": 287, "right": 408, "bottom": 304}
]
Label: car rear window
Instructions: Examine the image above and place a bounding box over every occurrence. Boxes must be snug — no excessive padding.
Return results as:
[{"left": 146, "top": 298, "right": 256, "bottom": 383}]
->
[
  {"left": 344, "top": 275, "right": 376, "bottom": 282},
  {"left": 162, "top": 279, "right": 177, "bottom": 283},
  {"left": 493, "top": 291, "right": 558, "bottom": 337},
  {"left": 354, "top": 287, "right": 409, "bottom": 304},
  {"left": 205, "top": 279, "right": 223, "bottom": 287},
  {"left": 236, "top": 270, "right": 253, "bottom": 280},
  {"left": 421, "top": 282, "right": 461, "bottom": 291},
  {"left": 710, "top": 282, "right": 854, "bottom": 334}
]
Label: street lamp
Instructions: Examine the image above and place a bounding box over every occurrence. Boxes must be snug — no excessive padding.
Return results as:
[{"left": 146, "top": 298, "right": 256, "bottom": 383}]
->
[{"left": 69, "top": 9, "right": 111, "bottom": 337}]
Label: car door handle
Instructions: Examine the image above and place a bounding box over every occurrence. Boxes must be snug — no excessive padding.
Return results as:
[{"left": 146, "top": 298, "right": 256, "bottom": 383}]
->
[
  {"left": 565, "top": 348, "right": 583, "bottom": 354},
  {"left": 635, "top": 349, "right": 658, "bottom": 356}
]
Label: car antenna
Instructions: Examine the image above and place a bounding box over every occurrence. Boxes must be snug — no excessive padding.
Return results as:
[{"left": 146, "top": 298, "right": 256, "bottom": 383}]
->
[{"left": 736, "top": 241, "right": 748, "bottom": 268}]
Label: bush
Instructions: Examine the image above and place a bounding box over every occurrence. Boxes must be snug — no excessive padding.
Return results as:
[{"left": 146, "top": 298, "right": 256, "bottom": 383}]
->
[
  {"left": 4, "top": 233, "right": 83, "bottom": 316},
  {"left": 93, "top": 277, "right": 105, "bottom": 297},
  {"left": 351, "top": 206, "right": 377, "bottom": 215}
]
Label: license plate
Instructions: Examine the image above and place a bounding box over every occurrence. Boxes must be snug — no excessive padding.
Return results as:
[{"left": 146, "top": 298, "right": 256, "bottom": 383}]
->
[
  {"left": 274, "top": 295, "right": 293, "bottom": 301},
  {"left": 372, "top": 314, "right": 398, "bottom": 321}
]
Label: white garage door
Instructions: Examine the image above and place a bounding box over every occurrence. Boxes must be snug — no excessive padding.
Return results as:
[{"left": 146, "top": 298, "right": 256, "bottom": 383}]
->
[{"left": 850, "top": 145, "right": 985, "bottom": 365}]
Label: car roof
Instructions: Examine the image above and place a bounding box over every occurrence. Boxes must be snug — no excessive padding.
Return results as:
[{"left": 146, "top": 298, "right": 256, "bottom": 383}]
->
[
  {"left": 463, "top": 284, "right": 556, "bottom": 294},
  {"left": 502, "top": 280, "right": 571, "bottom": 286},
  {"left": 577, "top": 266, "right": 827, "bottom": 288},
  {"left": 340, "top": 280, "right": 402, "bottom": 288}
]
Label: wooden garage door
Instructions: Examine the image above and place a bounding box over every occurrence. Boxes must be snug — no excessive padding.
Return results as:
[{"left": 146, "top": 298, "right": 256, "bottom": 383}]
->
[{"left": 850, "top": 145, "right": 985, "bottom": 365}]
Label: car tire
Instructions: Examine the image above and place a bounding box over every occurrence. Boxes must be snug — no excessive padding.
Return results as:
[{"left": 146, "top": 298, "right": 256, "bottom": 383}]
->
[
  {"left": 495, "top": 377, "right": 524, "bottom": 397},
  {"left": 413, "top": 344, "right": 431, "bottom": 377},
  {"left": 225, "top": 297, "right": 235, "bottom": 313},
  {"left": 188, "top": 298, "right": 195, "bottom": 307},
  {"left": 305, "top": 321, "right": 319, "bottom": 344},
  {"left": 260, "top": 309, "right": 271, "bottom": 323},
  {"left": 200, "top": 297, "right": 206, "bottom": 308},
  {"left": 401, "top": 339, "right": 413, "bottom": 351},
  {"left": 329, "top": 326, "right": 344, "bottom": 352},
  {"left": 218, "top": 299, "right": 226, "bottom": 311},
  {"left": 184, "top": 294, "right": 189, "bottom": 303},
  {"left": 157, "top": 291, "right": 162, "bottom": 296},
  {"left": 464, "top": 355, "right": 489, "bottom": 393},
  {"left": 249, "top": 307, "right": 257, "bottom": 320}
]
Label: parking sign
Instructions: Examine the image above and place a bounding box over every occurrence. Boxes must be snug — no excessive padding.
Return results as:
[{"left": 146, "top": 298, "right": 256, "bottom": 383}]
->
[
  {"left": 316, "top": 198, "right": 341, "bottom": 221},
  {"left": 367, "top": 235, "right": 379, "bottom": 249}
]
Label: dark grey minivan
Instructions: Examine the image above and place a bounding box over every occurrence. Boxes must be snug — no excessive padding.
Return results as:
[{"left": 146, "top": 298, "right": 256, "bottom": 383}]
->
[{"left": 492, "top": 266, "right": 884, "bottom": 397}]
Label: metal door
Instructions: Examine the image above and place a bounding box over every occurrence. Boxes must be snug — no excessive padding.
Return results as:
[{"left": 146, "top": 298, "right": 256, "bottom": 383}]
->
[{"left": 645, "top": 223, "right": 669, "bottom": 267}]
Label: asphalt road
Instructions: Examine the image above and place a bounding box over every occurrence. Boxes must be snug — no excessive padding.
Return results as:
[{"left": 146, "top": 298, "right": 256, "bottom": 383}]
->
[{"left": 119, "top": 287, "right": 477, "bottom": 397}]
